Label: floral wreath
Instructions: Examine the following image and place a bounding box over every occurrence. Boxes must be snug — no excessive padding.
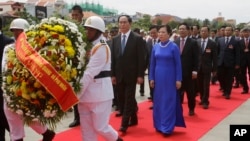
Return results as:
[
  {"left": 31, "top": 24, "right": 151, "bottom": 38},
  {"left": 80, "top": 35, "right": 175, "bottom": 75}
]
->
[{"left": 2, "top": 17, "right": 89, "bottom": 129}]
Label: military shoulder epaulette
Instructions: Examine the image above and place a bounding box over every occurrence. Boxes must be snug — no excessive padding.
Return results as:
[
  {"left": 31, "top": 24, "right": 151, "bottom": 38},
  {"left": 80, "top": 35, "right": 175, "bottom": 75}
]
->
[{"left": 100, "top": 39, "right": 107, "bottom": 45}]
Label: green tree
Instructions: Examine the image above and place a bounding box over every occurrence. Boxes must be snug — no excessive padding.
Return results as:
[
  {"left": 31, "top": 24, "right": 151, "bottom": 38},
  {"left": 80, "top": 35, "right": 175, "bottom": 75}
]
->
[
  {"left": 132, "top": 15, "right": 152, "bottom": 31},
  {"left": 2, "top": 8, "right": 38, "bottom": 36},
  {"left": 156, "top": 19, "right": 162, "bottom": 26},
  {"left": 202, "top": 19, "right": 210, "bottom": 26},
  {"left": 168, "top": 20, "right": 180, "bottom": 29},
  {"left": 236, "top": 23, "right": 247, "bottom": 29}
]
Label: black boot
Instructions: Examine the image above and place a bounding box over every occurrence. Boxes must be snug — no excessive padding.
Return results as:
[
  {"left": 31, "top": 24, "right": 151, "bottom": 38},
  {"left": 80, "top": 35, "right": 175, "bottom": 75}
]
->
[
  {"left": 42, "top": 129, "right": 55, "bottom": 141},
  {"left": 117, "top": 137, "right": 123, "bottom": 141}
]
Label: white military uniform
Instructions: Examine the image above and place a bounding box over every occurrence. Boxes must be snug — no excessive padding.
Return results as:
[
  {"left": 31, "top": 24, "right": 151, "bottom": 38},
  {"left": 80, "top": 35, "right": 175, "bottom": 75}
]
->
[
  {"left": 78, "top": 35, "right": 118, "bottom": 141},
  {"left": 1, "top": 44, "right": 47, "bottom": 141}
]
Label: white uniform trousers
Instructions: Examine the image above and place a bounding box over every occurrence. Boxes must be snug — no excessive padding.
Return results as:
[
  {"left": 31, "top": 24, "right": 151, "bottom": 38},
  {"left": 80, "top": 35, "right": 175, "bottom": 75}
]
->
[
  {"left": 4, "top": 102, "right": 47, "bottom": 141},
  {"left": 78, "top": 99, "right": 118, "bottom": 141}
]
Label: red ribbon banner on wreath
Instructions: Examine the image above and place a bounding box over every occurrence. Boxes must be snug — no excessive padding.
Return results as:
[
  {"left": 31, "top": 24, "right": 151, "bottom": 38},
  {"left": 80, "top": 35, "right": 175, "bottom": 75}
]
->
[{"left": 15, "top": 32, "right": 79, "bottom": 112}]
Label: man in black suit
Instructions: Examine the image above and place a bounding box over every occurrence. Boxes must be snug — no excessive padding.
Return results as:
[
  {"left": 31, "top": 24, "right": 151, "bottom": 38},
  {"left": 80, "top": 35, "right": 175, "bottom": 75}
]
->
[
  {"left": 68, "top": 4, "right": 84, "bottom": 128},
  {"left": 107, "top": 26, "right": 120, "bottom": 113},
  {"left": 133, "top": 28, "right": 146, "bottom": 97},
  {"left": 111, "top": 15, "right": 145, "bottom": 133},
  {"left": 210, "top": 29, "right": 219, "bottom": 43},
  {"left": 0, "top": 17, "right": 14, "bottom": 141},
  {"left": 175, "top": 23, "right": 199, "bottom": 116},
  {"left": 190, "top": 24, "right": 201, "bottom": 39},
  {"left": 239, "top": 28, "right": 250, "bottom": 94},
  {"left": 146, "top": 25, "right": 159, "bottom": 109},
  {"left": 197, "top": 26, "right": 217, "bottom": 109},
  {"left": 232, "top": 28, "right": 242, "bottom": 88},
  {"left": 217, "top": 26, "right": 240, "bottom": 99}
]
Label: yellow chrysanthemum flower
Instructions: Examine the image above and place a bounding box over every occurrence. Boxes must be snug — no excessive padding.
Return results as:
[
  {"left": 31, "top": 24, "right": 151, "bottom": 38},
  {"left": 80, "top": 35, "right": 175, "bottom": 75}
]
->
[
  {"left": 65, "top": 38, "right": 72, "bottom": 46},
  {"left": 65, "top": 46, "right": 75, "bottom": 58},
  {"left": 39, "top": 30, "right": 47, "bottom": 36},
  {"left": 26, "top": 31, "right": 37, "bottom": 37},
  {"left": 71, "top": 68, "right": 77, "bottom": 78},
  {"left": 54, "top": 25, "right": 64, "bottom": 33},
  {"left": 42, "top": 24, "right": 53, "bottom": 30}
]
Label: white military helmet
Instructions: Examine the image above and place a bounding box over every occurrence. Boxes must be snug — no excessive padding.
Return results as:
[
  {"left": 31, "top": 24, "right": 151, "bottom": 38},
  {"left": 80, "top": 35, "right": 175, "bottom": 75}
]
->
[
  {"left": 84, "top": 16, "right": 105, "bottom": 33},
  {"left": 9, "top": 18, "right": 30, "bottom": 31}
]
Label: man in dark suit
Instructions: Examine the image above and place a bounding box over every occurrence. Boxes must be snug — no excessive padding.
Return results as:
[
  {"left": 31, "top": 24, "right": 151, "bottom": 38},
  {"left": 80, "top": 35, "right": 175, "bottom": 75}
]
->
[
  {"left": 232, "top": 28, "right": 242, "bottom": 88},
  {"left": 217, "top": 26, "right": 240, "bottom": 99},
  {"left": 133, "top": 28, "right": 146, "bottom": 96},
  {"left": 190, "top": 24, "right": 201, "bottom": 39},
  {"left": 107, "top": 26, "right": 120, "bottom": 113},
  {"left": 239, "top": 27, "right": 250, "bottom": 94},
  {"left": 111, "top": 15, "right": 145, "bottom": 133},
  {"left": 190, "top": 25, "right": 201, "bottom": 96},
  {"left": 210, "top": 29, "right": 219, "bottom": 43},
  {"left": 209, "top": 29, "right": 219, "bottom": 85},
  {"left": 68, "top": 4, "right": 84, "bottom": 128},
  {"left": 0, "top": 17, "right": 14, "bottom": 141},
  {"left": 146, "top": 25, "right": 159, "bottom": 109},
  {"left": 197, "top": 26, "right": 217, "bottom": 109},
  {"left": 175, "top": 23, "right": 199, "bottom": 116}
]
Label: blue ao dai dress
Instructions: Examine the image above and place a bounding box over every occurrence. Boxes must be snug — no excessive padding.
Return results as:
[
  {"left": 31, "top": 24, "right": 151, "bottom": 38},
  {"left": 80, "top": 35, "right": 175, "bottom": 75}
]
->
[{"left": 149, "top": 40, "right": 186, "bottom": 134}]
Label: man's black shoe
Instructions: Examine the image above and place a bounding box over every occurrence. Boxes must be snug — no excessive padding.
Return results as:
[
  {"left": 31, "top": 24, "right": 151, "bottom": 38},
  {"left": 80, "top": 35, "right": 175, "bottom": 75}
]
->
[
  {"left": 225, "top": 95, "right": 230, "bottom": 99},
  {"left": 42, "top": 129, "right": 55, "bottom": 141},
  {"left": 115, "top": 111, "right": 122, "bottom": 117},
  {"left": 241, "top": 91, "right": 248, "bottom": 94},
  {"left": 69, "top": 120, "right": 80, "bottom": 128},
  {"left": 117, "top": 137, "right": 123, "bottom": 141},
  {"left": 203, "top": 104, "right": 208, "bottom": 109},
  {"left": 119, "top": 126, "right": 127, "bottom": 133},
  {"left": 149, "top": 105, "right": 153, "bottom": 110},
  {"left": 233, "top": 85, "right": 239, "bottom": 88},
  {"left": 189, "top": 110, "right": 195, "bottom": 116}
]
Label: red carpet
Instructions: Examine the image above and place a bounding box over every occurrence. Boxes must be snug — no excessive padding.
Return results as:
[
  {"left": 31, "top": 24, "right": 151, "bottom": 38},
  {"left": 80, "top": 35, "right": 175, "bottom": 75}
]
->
[{"left": 53, "top": 84, "right": 250, "bottom": 141}]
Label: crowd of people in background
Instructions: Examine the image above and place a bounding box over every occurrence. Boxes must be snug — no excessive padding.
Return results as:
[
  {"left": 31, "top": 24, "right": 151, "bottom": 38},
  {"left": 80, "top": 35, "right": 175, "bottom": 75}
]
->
[
  {"left": 1, "top": 3, "right": 250, "bottom": 141},
  {"left": 105, "top": 14, "right": 250, "bottom": 138}
]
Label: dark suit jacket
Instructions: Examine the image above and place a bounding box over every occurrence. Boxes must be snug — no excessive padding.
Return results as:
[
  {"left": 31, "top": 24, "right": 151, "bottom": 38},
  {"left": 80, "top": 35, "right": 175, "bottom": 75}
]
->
[
  {"left": 217, "top": 36, "right": 240, "bottom": 67},
  {"left": 197, "top": 38, "right": 217, "bottom": 74},
  {"left": 0, "top": 33, "right": 14, "bottom": 79},
  {"left": 239, "top": 38, "right": 250, "bottom": 67},
  {"left": 175, "top": 37, "right": 199, "bottom": 78},
  {"left": 190, "top": 35, "right": 201, "bottom": 40},
  {"left": 145, "top": 38, "right": 158, "bottom": 70},
  {"left": 111, "top": 31, "right": 145, "bottom": 83},
  {"left": 0, "top": 33, "right": 14, "bottom": 134}
]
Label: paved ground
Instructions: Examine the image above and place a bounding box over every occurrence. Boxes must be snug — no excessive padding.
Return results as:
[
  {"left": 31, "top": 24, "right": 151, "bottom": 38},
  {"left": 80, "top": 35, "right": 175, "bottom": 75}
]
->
[{"left": 5, "top": 75, "right": 250, "bottom": 141}]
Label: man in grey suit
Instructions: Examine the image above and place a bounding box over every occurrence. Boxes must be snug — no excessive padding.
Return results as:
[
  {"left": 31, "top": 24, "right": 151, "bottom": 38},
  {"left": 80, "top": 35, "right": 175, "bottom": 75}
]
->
[
  {"left": 217, "top": 26, "right": 240, "bottom": 99},
  {"left": 111, "top": 15, "right": 145, "bottom": 133}
]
